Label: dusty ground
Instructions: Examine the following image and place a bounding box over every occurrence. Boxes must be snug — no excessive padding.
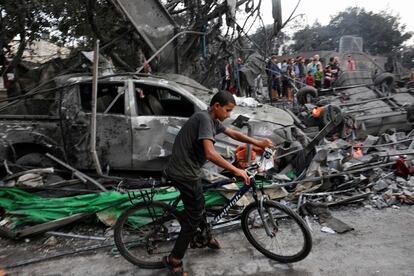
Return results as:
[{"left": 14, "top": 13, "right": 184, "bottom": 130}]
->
[{"left": 1, "top": 205, "right": 413, "bottom": 276}]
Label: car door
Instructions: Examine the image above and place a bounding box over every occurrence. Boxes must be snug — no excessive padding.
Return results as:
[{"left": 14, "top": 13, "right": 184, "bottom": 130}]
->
[
  {"left": 129, "top": 80, "right": 197, "bottom": 171},
  {"left": 71, "top": 80, "right": 133, "bottom": 170}
]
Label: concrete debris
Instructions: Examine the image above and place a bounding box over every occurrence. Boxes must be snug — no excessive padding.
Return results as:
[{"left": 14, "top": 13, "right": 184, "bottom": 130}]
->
[
  {"left": 372, "top": 179, "right": 389, "bottom": 192},
  {"left": 234, "top": 96, "right": 262, "bottom": 108},
  {"left": 320, "top": 226, "right": 336, "bottom": 234},
  {"left": 16, "top": 173, "right": 44, "bottom": 187},
  {"left": 301, "top": 202, "right": 354, "bottom": 233}
]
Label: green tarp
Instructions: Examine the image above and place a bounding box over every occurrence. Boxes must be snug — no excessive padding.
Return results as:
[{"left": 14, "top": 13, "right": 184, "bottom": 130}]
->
[{"left": 0, "top": 188, "right": 227, "bottom": 230}]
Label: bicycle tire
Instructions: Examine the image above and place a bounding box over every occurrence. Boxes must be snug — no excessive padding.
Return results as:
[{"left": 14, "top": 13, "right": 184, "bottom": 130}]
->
[
  {"left": 241, "top": 200, "right": 312, "bottom": 263},
  {"left": 114, "top": 201, "right": 181, "bottom": 268}
]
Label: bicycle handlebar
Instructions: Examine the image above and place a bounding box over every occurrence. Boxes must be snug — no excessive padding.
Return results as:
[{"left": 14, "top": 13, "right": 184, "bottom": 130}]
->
[
  {"left": 118, "top": 148, "right": 274, "bottom": 191},
  {"left": 245, "top": 147, "right": 274, "bottom": 175}
]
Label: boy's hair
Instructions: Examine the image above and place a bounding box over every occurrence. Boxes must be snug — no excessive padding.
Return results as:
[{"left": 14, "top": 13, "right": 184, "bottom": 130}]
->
[{"left": 210, "top": 91, "right": 236, "bottom": 107}]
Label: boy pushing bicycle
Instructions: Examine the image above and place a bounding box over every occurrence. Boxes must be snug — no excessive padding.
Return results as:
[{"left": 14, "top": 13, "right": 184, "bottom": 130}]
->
[{"left": 163, "top": 91, "right": 273, "bottom": 275}]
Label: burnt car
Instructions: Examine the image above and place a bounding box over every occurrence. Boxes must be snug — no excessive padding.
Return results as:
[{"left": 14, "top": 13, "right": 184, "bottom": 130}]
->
[{"left": 0, "top": 73, "right": 308, "bottom": 175}]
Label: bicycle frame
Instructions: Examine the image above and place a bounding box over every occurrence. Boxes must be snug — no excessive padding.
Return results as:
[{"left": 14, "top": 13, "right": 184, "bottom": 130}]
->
[
  {"left": 208, "top": 178, "right": 258, "bottom": 225},
  {"left": 203, "top": 176, "right": 278, "bottom": 238},
  {"left": 164, "top": 175, "right": 264, "bottom": 226}
]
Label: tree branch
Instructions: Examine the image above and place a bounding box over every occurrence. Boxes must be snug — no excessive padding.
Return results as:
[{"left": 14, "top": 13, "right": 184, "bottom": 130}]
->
[{"left": 281, "top": 0, "right": 302, "bottom": 29}]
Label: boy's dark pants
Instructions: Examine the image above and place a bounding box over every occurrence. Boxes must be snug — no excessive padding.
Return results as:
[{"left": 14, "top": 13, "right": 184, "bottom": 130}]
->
[{"left": 171, "top": 178, "right": 205, "bottom": 259}]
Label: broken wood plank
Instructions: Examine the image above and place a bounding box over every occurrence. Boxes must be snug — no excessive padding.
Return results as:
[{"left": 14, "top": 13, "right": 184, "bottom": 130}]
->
[{"left": 45, "top": 153, "right": 107, "bottom": 191}]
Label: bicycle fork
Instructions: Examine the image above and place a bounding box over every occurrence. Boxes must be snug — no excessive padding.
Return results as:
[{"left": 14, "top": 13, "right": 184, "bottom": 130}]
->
[{"left": 258, "top": 196, "right": 278, "bottom": 238}]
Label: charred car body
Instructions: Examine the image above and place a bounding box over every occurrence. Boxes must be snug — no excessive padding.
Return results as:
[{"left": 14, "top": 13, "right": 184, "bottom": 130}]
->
[{"left": 0, "top": 72, "right": 309, "bottom": 176}]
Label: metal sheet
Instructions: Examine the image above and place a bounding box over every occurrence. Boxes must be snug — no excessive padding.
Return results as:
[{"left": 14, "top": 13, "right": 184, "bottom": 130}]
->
[{"left": 115, "top": 0, "right": 177, "bottom": 71}]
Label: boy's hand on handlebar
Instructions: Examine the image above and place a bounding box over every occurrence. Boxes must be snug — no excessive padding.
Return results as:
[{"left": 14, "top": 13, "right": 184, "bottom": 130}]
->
[
  {"left": 258, "top": 138, "right": 273, "bottom": 149},
  {"left": 234, "top": 168, "right": 250, "bottom": 185}
]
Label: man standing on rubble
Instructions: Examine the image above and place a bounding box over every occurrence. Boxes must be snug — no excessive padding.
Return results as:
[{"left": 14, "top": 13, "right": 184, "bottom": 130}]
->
[
  {"left": 267, "top": 54, "right": 282, "bottom": 102},
  {"left": 163, "top": 91, "right": 273, "bottom": 275}
]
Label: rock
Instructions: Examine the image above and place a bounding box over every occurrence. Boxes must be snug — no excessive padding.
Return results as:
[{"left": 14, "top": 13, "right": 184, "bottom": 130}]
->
[
  {"left": 389, "top": 183, "right": 400, "bottom": 193},
  {"left": 385, "top": 196, "right": 397, "bottom": 206},
  {"left": 395, "top": 177, "right": 407, "bottom": 185},
  {"left": 403, "top": 190, "right": 413, "bottom": 197},
  {"left": 407, "top": 177, "right": 414, "bottom": 187},
  {"left": 373, "top": 180, "right": 389, "bottom": 192},
  {"left": 373, "top": 198, "right": 388, "bottom": 209},
  {"left": 44, "top": 236, "right": 58, "bottom": 246}
]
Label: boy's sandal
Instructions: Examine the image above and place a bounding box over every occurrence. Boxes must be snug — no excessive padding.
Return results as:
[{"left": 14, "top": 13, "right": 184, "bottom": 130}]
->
[
  {"left": 207, "top": 237, "right": 222, "bottom": 250},
  {"left": 162, "top": 255, "right": 188, "bottom": 276}
]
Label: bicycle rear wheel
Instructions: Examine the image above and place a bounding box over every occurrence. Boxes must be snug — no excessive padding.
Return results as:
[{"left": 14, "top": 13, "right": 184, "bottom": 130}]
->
[
  {"left": 114, "top": 201, "right": 181, "bottom": 268},
  {"left": 241, "top": 200, "right": 312, "bottom": 263}
]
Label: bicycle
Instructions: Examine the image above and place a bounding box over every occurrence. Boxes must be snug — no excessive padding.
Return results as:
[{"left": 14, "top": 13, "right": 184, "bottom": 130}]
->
[{"left": 113, "top": 149, "right": 312, "bottom": 268}]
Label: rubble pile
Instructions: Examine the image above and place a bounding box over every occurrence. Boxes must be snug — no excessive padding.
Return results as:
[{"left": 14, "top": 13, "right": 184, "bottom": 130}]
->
[
  {"left": 0, "top": 129, "right": 413, "bottom": 241},
  {"left": 289, "top": 131, "right": 414, "bottom": 206}
]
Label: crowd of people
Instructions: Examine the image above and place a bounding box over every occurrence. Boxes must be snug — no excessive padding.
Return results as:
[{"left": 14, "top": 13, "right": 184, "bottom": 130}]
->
[
  {"left": 265, "top": 54, "right": 358, "bottom": 102},
  {"left": 220, "top": 53, "right": 359, "bottom": 103}
]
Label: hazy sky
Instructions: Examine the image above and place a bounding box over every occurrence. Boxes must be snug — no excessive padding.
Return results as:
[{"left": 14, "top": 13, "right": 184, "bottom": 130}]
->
[{"left": 260, "top": 0, "right": 414, "bottom": 45}]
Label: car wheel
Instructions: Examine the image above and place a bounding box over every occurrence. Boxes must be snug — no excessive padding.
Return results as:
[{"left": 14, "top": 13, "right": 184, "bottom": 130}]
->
[
  {"left": 16, "top": 152, "right": 55, "bottom": 168},
  {"left": 320, "top": 105, "right": 343, "bottom": 126}
]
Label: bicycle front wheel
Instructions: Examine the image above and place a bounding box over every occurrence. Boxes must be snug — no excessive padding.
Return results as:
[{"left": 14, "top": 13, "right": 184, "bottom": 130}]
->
[
  {"left": 241, "top": 200, "right": 312, "bottom": 263},
  {"left": 114, "top": 201, "right": 181, "bottom": 268}
]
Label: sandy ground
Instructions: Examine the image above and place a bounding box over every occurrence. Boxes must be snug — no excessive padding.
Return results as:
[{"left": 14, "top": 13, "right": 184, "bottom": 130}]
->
[{"left": 1, "top": 205, "right": 413, "bottom": 276}]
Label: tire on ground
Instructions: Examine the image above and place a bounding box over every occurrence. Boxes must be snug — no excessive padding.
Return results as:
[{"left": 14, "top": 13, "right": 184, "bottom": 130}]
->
[
  {"left": 15, "top": 152, "right": 55, "bottom": 167},
  {"left": 373, "top": 72, "right": 395, "bottom": 87},
  {"left": 320, "top": 105, "right": 343, "bottom": 126},
  {"left": 296, "top": 86, "right": 318, "bottom": 105}
]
